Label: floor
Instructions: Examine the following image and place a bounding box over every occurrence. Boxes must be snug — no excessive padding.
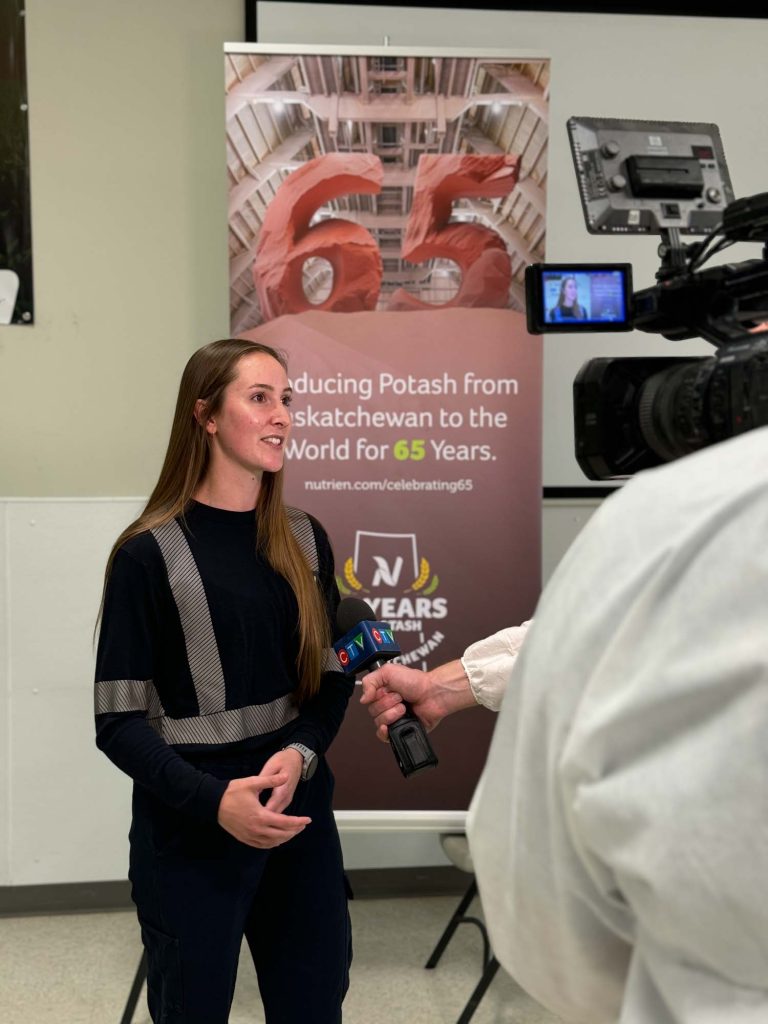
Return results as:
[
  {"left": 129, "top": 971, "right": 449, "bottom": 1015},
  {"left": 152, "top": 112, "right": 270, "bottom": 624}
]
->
[{"left": 0, "top": 894, "right": 563, "bottom": 1023}]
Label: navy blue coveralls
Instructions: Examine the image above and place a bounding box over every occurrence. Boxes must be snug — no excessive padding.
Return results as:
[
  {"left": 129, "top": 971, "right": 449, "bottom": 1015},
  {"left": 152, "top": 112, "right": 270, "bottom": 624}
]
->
[{"left": 95, "top": 502, "right": 354, "bottom": 1023}]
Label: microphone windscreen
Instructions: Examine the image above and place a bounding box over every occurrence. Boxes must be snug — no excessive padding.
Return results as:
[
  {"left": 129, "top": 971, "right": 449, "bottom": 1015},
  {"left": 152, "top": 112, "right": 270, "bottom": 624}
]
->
[{"left": 336, "top": 596, "right": 377, "bottom": 634}]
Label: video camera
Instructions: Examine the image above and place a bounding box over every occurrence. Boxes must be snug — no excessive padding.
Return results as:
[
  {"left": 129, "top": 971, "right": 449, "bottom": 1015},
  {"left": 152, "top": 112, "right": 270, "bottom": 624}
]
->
[{"left": 525, "top": 117, "right": 768, "bottom": 481}]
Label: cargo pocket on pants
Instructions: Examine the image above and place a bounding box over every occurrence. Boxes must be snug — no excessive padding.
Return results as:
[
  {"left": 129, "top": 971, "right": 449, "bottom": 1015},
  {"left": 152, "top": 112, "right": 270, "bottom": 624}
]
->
[
  {"left": 343, "top": 872, "right": 354, "bottom": 988},
  {"left": 140, "top": 919, "right": 184, "bottom": 1023}
]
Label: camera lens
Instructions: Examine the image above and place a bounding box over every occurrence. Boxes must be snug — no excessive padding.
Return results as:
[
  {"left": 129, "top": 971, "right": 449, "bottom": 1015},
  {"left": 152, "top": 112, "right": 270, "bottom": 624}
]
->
[{"left": 637, "top": 360, "right": 711, "bottom": 461}]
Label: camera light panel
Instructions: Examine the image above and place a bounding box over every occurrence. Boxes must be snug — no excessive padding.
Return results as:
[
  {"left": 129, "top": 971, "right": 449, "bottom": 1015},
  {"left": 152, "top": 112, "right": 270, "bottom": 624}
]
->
[{"left": 568, "top": 117, "right": 735, "bottom": 236}]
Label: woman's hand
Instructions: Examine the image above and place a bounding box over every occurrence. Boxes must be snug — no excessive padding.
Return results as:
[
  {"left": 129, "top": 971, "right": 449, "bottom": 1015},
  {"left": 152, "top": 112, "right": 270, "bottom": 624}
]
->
[
  {"left": 260, "top": 747, "right": 304, "bottom": 813},
  {"left": 217, "top": 764, "right": 309, "bottom": 848}
]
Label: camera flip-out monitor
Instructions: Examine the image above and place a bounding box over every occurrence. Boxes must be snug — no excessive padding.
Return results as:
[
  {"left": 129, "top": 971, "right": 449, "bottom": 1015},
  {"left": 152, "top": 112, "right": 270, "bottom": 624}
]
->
[{"left": 525, "top": 263, "right": 633, "bottom": 334}]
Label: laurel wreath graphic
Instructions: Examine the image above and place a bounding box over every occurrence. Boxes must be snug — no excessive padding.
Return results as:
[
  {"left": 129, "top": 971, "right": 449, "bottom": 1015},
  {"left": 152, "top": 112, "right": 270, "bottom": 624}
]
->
[
  {"left": 408, "top": 558, "right": 431, "bottom": 592},
  {"left": 343, "top": 557, "right": 365, "bottom": 592},
  {"left": 338, "top": 554, "right": 439, "bottom": 597},
  {"left": 422, "top": 574, "right": 439, "bottom": 595}
]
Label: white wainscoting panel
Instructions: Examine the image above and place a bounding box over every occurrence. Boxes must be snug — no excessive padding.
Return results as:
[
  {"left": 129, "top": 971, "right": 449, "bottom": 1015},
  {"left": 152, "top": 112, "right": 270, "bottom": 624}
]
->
[
  {"left": 3, "top": 500, "right": 142, "bottom": 885},
  {"left": 0, "top": 496, "right": 600, "bottom": 885}
]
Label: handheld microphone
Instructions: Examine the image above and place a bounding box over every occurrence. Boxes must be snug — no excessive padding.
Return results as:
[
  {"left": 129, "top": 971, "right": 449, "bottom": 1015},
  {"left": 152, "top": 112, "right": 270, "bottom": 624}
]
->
[{"left": 334, "top": 597, "right": 438, "bottom": 778}]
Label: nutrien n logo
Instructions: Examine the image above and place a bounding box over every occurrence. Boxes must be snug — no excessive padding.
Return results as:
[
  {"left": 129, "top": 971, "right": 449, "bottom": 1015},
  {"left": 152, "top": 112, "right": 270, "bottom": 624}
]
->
[{"left": 336, "top": 530, "right": 447, "bottom": 667}]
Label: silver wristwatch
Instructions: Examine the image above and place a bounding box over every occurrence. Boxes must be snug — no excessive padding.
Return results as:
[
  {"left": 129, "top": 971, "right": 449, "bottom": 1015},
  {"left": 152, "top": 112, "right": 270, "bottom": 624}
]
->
[{"left": 284, "top": 742, "right": 318, "bottom": 781}]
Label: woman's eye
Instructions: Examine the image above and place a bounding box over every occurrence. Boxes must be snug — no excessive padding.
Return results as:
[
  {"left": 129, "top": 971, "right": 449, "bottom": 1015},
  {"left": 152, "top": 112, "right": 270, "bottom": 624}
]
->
[
  {"left": 282, "top": 395, "right": 293, "bottom": 406},
  {"left": 251, "top": 392, "right": 265, "bottom": 402}
]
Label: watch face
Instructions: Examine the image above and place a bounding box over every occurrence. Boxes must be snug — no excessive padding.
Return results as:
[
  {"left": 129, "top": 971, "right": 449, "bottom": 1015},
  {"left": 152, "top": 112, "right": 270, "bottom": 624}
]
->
[
  {"left": 286, "top": 743, "right": 318, "bottom": 781},
  {"left": 303, "top": 753, "right": 318, "bottom": 781}
]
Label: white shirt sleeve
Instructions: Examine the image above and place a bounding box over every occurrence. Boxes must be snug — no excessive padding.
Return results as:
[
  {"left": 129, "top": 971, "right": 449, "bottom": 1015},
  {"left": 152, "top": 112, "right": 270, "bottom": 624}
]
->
[{"left": 460, "top": 622, "right": 531, "bottom": 712}]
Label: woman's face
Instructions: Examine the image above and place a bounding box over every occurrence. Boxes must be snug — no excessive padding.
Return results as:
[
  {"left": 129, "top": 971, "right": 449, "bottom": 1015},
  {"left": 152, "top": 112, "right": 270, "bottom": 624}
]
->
[
  {"left": 204, "top": 351, "right": 292, "bottom": 478},
  {"left": 564, "top": 278, "right": 578, "bottom": 305}
]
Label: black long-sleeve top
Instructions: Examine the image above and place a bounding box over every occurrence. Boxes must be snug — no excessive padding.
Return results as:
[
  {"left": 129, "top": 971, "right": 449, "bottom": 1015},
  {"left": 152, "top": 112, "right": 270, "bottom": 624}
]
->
[{"left": 94, "top": 502, "right": 352, "bottom": 823}]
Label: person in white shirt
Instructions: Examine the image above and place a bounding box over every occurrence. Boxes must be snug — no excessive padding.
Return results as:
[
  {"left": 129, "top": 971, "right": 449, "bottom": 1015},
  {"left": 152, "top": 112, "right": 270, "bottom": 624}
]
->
[{"left": 362, "top": 426, "right": 768, "bottom": 1024}]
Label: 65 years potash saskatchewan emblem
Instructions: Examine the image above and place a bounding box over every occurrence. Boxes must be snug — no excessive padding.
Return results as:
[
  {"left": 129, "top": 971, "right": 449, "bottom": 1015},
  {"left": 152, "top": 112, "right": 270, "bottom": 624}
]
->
[{"left": 337, "top": 530, "right": 447, "bottom": 669}]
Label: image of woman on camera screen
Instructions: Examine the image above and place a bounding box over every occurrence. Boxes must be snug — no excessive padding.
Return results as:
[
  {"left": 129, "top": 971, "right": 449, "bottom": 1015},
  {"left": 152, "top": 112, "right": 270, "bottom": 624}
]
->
[{"left": 549, "top": 276, "right": 588, "bottom": 321}]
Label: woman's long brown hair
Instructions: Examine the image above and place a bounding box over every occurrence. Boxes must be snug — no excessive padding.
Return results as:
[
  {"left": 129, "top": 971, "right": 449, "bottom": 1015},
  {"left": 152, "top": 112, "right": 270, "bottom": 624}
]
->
[{"left": 98, "top": 338, "right": 329, "bottom": 702}]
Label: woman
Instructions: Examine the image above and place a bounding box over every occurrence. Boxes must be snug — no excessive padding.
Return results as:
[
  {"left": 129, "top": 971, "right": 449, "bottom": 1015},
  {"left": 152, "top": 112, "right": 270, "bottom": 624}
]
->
[
  {"left": 549, "top": 276, "right": 587, "bottom": 321},
  {"left": 94, "top": 338, "right": 353, "bottom": 1024}
]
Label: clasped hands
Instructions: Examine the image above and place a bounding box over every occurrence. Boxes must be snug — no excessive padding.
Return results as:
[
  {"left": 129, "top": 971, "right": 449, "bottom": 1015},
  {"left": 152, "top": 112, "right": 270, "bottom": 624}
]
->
[
  {"left": 217, "top": 747, "right": 309, "bottom": 849},
  {"left": 217, "top": 659, "right": 475, "bottom": 848}
]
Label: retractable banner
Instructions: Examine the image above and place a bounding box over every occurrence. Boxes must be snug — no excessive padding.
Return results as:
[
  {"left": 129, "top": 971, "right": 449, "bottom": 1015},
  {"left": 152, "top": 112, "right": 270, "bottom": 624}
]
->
[{"left": 226, "top": 47, "right": 548, "bottom": 809}]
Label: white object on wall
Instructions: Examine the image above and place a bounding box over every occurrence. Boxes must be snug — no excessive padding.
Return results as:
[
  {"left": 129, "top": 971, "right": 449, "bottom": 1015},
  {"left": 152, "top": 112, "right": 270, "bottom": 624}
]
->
[{"left": 0, "top": 270, "right": 20, "bottom": 325}]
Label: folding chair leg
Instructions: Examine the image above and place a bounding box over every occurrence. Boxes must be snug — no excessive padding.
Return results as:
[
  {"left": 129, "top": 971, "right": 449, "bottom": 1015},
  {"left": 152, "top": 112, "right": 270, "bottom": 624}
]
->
[
  {"left": 454, "top": 914, "right": 493, "bottom": 969},
  {"left": 119, "top": 949, "right": 148, "bottom": 1024},
  {"left": 456, "top": 956, "right": 501, "bottom": 1024},
  {"left": 425, "top": 879, "right": 479, "bottom": 968}
]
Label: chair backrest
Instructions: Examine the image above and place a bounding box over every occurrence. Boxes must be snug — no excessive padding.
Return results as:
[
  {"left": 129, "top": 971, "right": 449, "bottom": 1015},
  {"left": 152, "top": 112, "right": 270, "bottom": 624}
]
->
[{"left": 440, "top": 833, "right": 475, "bottom": 874}]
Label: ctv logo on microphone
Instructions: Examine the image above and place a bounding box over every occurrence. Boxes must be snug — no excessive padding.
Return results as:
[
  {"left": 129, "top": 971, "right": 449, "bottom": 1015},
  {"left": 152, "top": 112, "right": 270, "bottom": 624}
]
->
[
  {"left": 334, "top": 622, "right": 398, "bottom": 673},
  {"left": 337, "top": 629, "right": 366, "bottom": 666}
]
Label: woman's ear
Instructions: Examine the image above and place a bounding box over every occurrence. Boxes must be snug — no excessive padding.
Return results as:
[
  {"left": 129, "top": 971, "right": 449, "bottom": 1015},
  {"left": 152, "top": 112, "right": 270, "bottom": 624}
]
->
[{"left": 194, "top": 399, "right": 216, "bottom": 435}]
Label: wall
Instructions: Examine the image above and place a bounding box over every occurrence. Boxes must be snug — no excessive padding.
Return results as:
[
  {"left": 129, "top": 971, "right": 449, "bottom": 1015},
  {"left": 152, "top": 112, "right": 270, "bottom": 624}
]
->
[
  {"left": 3, "top": 0, "right": 765, "bottom": 886},
  {"left": 6, "top": 4, "right": 768, "bottom": 496},
  {"left": 0, "top": 0, "right": 242, "bottom": 497},
  {"left": 0, "top": 0, "right": 240, "bottom": 888}
]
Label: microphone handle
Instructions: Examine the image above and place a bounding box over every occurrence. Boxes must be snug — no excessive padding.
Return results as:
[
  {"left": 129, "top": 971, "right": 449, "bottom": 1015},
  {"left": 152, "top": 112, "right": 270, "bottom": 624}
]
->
[{"left": 369, "top": 659, "right": 439, "bottom": 778}]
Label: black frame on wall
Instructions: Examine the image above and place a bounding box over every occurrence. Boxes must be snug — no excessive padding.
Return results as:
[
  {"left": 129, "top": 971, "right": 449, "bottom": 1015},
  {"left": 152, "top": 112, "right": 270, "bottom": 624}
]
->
[
  {"left": 0, "top": 0, "right": 33, "bottom": 324},
  {"left": 244, "top": 2, "right": 767, "bottom": 42}
]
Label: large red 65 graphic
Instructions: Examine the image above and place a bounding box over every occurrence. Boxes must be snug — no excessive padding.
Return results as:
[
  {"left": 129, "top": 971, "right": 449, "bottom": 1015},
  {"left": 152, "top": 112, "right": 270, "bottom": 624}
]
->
[
  {"left": 390, "top": 154, "right": 519, "bottom": 311},
  {"left": 253, "top": 154, "right": 384, "bottom": 320},
  {"left": 252, "top": 153, "right": 520, "bottom": 319}
]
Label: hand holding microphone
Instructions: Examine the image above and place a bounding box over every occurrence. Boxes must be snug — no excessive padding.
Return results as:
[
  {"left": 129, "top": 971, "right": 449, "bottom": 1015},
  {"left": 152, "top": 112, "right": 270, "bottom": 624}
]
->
[
  {"left": 360, "top": 663, "right": 445, "bottom": 741},
  {"left": 334, "top": 597, "right": 438, "bottom": 778}
]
